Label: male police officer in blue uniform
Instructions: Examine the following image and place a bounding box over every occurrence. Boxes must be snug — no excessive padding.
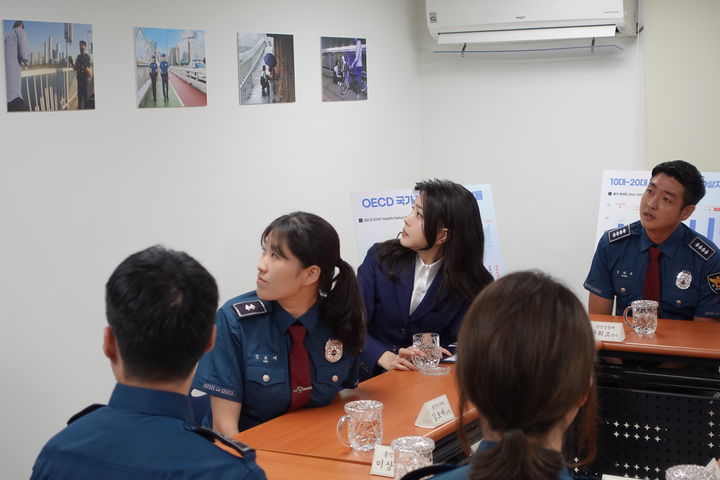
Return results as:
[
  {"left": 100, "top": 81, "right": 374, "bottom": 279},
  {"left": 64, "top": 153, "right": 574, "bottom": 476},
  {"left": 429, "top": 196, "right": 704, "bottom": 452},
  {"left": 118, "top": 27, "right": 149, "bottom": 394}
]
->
[
  {"left": 148, "top": 55, "right": 159, "bottom": 102},
  {"left": 159, "top": 53, "right": 170, "bottom": 101},
  {"left": 585, "top": 160, "right": 720, "bottom": 321},
  {"left": 31, "top": 246, "right": 267, "bottom": 479}
]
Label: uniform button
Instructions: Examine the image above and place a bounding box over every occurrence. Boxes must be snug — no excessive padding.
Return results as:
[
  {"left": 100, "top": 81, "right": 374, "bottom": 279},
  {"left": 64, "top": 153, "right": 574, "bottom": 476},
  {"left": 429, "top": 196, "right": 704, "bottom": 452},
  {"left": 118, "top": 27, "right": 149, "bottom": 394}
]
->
[
  {"left": 675, "top": 299, "right": 681, "bottom": 305},
  {"left": 620, "top": 287, "right": 626, "bottom": 293},
  {"left": 262, "top": 374, "right": 270, "bottom": 383},
  {"left": 331, "top": 375, "right": 339, "bottom": 383}
]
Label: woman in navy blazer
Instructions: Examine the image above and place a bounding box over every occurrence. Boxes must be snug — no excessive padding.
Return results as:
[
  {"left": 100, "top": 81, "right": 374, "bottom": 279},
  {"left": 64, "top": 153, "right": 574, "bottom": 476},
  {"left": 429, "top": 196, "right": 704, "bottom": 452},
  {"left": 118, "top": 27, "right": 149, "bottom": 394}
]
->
[{"left": 357, "top": 179, "right": 493, "bottom": 379}]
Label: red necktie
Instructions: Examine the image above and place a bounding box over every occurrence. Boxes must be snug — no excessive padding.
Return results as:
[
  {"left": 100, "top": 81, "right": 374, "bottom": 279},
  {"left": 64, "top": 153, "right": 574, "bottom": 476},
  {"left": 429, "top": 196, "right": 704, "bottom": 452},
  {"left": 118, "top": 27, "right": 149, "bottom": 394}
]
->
[
  {"left": 642, "top": 246, "right": 661, "bottom": 303},
  {"left": 287, "top": 325, "right": 312, "bottom": 412}
]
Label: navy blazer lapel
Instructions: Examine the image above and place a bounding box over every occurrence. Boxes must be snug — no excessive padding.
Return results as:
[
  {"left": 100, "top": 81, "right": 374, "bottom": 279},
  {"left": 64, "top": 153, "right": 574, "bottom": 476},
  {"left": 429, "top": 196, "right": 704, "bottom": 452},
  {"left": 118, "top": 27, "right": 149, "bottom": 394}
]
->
[
  {"left": 394, "top": 262, "right": 414, "bottom": 323},
  {"left": 409, "top": 266, "right": 443, "bottom": 322}
]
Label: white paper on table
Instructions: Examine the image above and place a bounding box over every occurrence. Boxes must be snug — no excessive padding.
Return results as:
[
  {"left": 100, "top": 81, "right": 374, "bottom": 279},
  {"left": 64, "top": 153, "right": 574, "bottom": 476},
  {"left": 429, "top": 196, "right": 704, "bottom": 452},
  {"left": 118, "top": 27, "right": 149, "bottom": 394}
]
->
[
  {"left": 370, "top": 445, "right": 395, "bottom": 477},
  {"left": 591, "top": 321, "right": 626, "bottom": 342},
  {"left": 415, "top": 394, "right": 455, "bottom": 428}
]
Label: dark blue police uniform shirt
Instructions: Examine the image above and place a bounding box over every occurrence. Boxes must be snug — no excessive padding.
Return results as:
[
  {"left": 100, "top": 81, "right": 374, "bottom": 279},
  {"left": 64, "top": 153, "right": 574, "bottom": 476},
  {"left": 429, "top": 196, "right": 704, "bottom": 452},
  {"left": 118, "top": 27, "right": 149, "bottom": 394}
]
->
[
  {"left": 357, "top": 243, "right": 470, "bottom": 380},
  {"left": 193, "top": 291, "right": 358, "bottom": 431},
  {"left": 30, "top": 383, "right": 266, "bottom": 479},
  {"left": 429, "top": 441, "right": 573, "bottom": 480},
  {"left": 160, "top": 60, "right": 169, "bottom": 74},
  {"left": 149, "top": 61, "right": 158, "bottom": 74},
  {"left": 585, "top": 221, "right": 720, "bottom": 320}
]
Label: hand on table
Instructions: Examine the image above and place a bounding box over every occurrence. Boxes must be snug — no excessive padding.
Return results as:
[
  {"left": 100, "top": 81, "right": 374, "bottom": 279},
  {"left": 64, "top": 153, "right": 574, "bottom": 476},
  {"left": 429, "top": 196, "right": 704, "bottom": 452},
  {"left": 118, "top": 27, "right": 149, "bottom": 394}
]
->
[
  {"left": 378, "top": 349, "right": 417, "bottom": 371},
  {"left": 377, "top": 346, "right": 452, "bottom": 371}
]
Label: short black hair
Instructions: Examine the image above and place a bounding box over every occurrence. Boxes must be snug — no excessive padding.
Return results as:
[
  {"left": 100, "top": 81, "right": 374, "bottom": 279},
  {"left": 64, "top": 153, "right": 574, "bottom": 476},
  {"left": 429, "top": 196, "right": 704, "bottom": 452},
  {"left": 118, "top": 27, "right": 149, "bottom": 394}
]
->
[
  {"left": 651, "top": 160, "right": 705, "bottom": 207},
  {"left": 79, "top": 40, "right": 87, "bottom": 47},
  {"left": 12, "top": 21, "right": 23, "bottom": 29},
  {"left": 105, "top": 245, "right": 218, "bottom": 382}
]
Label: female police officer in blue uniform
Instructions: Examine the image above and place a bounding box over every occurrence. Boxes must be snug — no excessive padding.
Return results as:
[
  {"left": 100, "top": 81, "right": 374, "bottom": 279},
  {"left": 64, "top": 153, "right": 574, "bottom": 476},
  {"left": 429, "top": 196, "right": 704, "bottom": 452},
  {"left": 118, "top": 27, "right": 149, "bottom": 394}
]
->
[
  {"left": 357, "top": 179, "right": 494, "bottom": 380},
  {"left": 193, "top": 212, "right": 365, "bottom": 436}
]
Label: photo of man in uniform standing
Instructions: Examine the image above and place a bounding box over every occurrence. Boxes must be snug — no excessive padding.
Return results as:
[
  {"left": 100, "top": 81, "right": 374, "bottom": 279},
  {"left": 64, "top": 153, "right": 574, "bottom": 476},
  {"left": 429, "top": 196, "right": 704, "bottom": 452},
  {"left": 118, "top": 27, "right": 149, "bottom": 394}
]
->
[
  {"left": 160, "top": 53, "right": 169, "bottom": 101},
  {"left": 69, "top": 39, "right": 93, "bottom": 109},
  {"left": 148, "top": 55, "right": 158, "bottom": 102}
]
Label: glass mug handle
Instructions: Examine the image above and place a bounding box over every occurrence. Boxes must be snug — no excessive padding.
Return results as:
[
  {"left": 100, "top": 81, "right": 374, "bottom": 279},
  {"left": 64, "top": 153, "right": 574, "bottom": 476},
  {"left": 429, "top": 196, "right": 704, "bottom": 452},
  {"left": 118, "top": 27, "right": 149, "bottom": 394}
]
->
[
  {"left": 622, "top": 305, "right": 633, "bottom": 329},
  {"left": 336, "top": 415, "right": 351, "bottom": 447}
]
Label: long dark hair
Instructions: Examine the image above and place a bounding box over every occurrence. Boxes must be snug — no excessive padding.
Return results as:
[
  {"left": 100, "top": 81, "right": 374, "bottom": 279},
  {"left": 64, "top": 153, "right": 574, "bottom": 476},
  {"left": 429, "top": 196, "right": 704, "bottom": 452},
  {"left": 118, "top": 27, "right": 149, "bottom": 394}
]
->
[
  {"left": 261, "top": 212, "right": 365, "bottom": 355},
  {"left": 455, "top": 271, "right": 597, "bottom": 480},
  {"left": 375, "top": 179, "right": 493, "bottom": 304}
]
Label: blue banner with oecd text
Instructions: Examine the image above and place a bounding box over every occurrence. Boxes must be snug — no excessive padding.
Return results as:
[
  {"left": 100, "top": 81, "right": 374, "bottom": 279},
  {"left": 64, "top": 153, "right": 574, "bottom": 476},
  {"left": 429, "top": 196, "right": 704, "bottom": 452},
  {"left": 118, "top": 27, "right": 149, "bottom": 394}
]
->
[{"left": 350, "top": 184, "right": 503, "bottom": 279}]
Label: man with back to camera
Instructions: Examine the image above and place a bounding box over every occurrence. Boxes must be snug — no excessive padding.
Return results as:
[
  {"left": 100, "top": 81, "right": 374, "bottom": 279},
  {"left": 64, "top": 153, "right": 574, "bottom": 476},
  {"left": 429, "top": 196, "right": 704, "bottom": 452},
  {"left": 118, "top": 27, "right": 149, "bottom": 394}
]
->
[
  {"left": 30, "top": 246, "right": 267, "bottom": 479},
  {"left": 585, "top": 160, "right": 720, "bottom": 321}
]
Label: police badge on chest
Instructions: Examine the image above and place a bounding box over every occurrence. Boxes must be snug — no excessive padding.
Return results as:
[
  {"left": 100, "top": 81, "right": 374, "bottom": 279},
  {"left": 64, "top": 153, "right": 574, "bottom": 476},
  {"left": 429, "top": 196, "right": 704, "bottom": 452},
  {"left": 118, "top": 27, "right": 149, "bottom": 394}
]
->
[
  {"left": 324, "top": 339, "right": 343, "bottom": 363},
  {"left": 675, "top": 270, "right": 692, "bottom": 290}
]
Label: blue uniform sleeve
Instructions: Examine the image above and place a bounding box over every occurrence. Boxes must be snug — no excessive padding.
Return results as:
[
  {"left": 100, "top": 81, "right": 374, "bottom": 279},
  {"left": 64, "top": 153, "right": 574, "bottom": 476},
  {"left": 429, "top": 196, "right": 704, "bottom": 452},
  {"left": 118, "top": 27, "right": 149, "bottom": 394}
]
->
[
  {"left": 357, "top": 244, "right": 389, "bottom": 372},
  {"left": 341, "top": 354, "right": 360, "bottom": 389},
  {"left": 193, "top": 307, "right": 245, "bottom": 403},
  {"left": 584, "top": 234, "right": 615, "bottom": 299},
  {"left": 697, "top": 257, "right": 720, "bottom": 319}
]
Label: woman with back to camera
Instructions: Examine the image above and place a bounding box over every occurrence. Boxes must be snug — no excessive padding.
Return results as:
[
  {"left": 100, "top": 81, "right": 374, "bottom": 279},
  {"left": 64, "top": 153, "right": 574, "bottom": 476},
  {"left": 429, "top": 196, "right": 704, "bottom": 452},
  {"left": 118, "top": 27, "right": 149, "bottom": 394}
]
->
[
  {"left": 423, "top": 271, "right": 597, "bottom": 480},
  {"left": 192, "top": 212, "right": 365, "bottom": 436},
  {"left": 357, "top": 179, "right": 493, "bottom": 380}
]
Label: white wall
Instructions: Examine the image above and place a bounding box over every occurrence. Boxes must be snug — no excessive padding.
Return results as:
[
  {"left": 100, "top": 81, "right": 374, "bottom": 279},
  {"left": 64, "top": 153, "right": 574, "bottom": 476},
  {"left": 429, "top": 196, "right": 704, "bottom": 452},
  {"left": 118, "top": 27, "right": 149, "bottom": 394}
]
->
[
  {"left": 645, "top": 0, "right": 720, "bottom": 171},
  {"left": 415, "top": 11, "right": 646, "bottom": 296},
  {"left": 0, "top": 0, "right": 424, "bottom": 476}
]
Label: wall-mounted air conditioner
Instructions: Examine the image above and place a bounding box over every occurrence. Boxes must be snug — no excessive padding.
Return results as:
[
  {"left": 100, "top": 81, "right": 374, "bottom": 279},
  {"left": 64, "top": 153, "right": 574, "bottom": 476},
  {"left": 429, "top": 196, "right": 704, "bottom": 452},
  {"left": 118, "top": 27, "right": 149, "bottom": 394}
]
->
[{"left": 427, "top": 0, "right": 639, "bottom": 46}]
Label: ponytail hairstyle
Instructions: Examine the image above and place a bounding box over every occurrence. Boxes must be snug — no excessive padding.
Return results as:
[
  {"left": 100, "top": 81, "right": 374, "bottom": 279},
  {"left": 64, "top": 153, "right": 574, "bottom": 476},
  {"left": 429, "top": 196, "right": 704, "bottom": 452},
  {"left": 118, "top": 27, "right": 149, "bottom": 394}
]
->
[
  {"left": 261, "top": 212, "right": 365, "bottom": 355},
  {"left": 375, "top": 179, "right": 493, "bottom": 306},
  {"left": 455, "top": 271, "right": 597, "bottom": 480}
]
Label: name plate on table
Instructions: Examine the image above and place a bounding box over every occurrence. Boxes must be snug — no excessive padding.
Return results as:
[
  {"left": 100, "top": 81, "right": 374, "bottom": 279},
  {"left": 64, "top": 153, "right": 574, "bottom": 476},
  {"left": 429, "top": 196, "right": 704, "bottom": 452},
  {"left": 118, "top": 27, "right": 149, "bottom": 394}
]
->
[
  {"left": 415, "top": 394, "right": 455, "bottom": 428},
  {"left": 370, "top": 445, "right": 395, "bottom": 477},
  {"left": 591, "top": 321, "right": 625, "bottom": 342}
]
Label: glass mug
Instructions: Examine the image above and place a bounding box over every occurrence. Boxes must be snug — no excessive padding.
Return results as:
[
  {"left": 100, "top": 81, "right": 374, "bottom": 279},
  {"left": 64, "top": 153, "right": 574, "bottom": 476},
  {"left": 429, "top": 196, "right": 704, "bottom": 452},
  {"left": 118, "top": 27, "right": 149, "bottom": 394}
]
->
[
  {"left": 666, "top": 465, "right": 715, "bottom": 480},
  {"left": 412, "top": 332, "right": 444, "bottom": 374},
  {"left": 391, "top": 436, "right": 435, "bottom": 479},
  {"left": 623, "top": 299, "right": 658, "bottom": 335},
  {"left": 336, "top": 400, "right": 383, "bottom": 452}
]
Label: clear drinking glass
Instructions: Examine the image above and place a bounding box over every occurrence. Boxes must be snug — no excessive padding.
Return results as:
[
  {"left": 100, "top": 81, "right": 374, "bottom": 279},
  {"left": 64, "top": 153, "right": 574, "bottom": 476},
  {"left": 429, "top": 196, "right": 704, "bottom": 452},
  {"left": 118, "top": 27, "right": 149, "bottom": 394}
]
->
[
  {"left": 665, "top": 465, "right": 715, "bottom": 480},
  {"left": 412, "top": 333, "right": 449, "bottom": 375},
  {"left": 623, "top": 299, "right": 658, "bottom": 335},
  {"left": 391, "top": 436, "right": 435, "bottom": 479},
  {"left": 336, "top": 400, "right": 383, "bottom": 452}
]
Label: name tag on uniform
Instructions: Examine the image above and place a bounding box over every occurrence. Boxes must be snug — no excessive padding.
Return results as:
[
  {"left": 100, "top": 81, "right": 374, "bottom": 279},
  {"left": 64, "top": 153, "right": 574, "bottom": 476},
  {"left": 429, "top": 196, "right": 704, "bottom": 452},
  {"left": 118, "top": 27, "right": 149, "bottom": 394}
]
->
[
  {"left": 370, "top": 445, "right": 395, "bottom": 477},
  {"left": 415, "top": 394, "right": 455, "bottom": 428},
  {"left": 591, "top": 321, "right": 625, "bottom": 342}
]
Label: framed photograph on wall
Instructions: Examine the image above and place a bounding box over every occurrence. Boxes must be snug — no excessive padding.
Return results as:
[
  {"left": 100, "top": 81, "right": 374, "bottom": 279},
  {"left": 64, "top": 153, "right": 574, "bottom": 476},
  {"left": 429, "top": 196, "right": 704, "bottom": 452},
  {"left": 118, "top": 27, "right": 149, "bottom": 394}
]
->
[
  {"left": 321, "top": 36, "right": 367, "bottom": 102},
  {"left": 134, "top": 27, "right": 206, "bottom": 108},
  {"left": 238, "top": 32, "right": 295, "bottom": 105},
  {"left": 3, "top": 19, "right": 95, "bottom": 112}
]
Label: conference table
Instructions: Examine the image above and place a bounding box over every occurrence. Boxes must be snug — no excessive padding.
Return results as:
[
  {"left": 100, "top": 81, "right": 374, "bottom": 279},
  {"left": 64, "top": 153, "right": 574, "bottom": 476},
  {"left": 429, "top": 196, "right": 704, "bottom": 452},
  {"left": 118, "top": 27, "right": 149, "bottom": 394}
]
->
[
  {"left": 235, "top": 364, "right": 477, "bottom": 479},
  {"left": 233, "top": 316, "right": 720, "bottom": 479},
  {"left": 578, "top": 314, "right": 720, "bottom": 479}
]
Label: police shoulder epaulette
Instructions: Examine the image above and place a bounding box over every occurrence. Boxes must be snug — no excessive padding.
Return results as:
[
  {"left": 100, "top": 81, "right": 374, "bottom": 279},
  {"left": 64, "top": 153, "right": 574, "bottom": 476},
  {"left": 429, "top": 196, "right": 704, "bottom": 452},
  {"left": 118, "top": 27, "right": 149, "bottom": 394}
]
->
[
  {"left": 232, "top": 299, "right": 267, "bottom": 319},
  {"left": 607, "top": 225, "right": 631, "bottom": 243},
  {"left": 688, "top": 236, "right": 716, "bottom": 261},
  {"left": 67, "top": 403, "right": 105, "bottom": 424},
  {"left": 185, "top": 423, "right": 257, "bottom": 461}
]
